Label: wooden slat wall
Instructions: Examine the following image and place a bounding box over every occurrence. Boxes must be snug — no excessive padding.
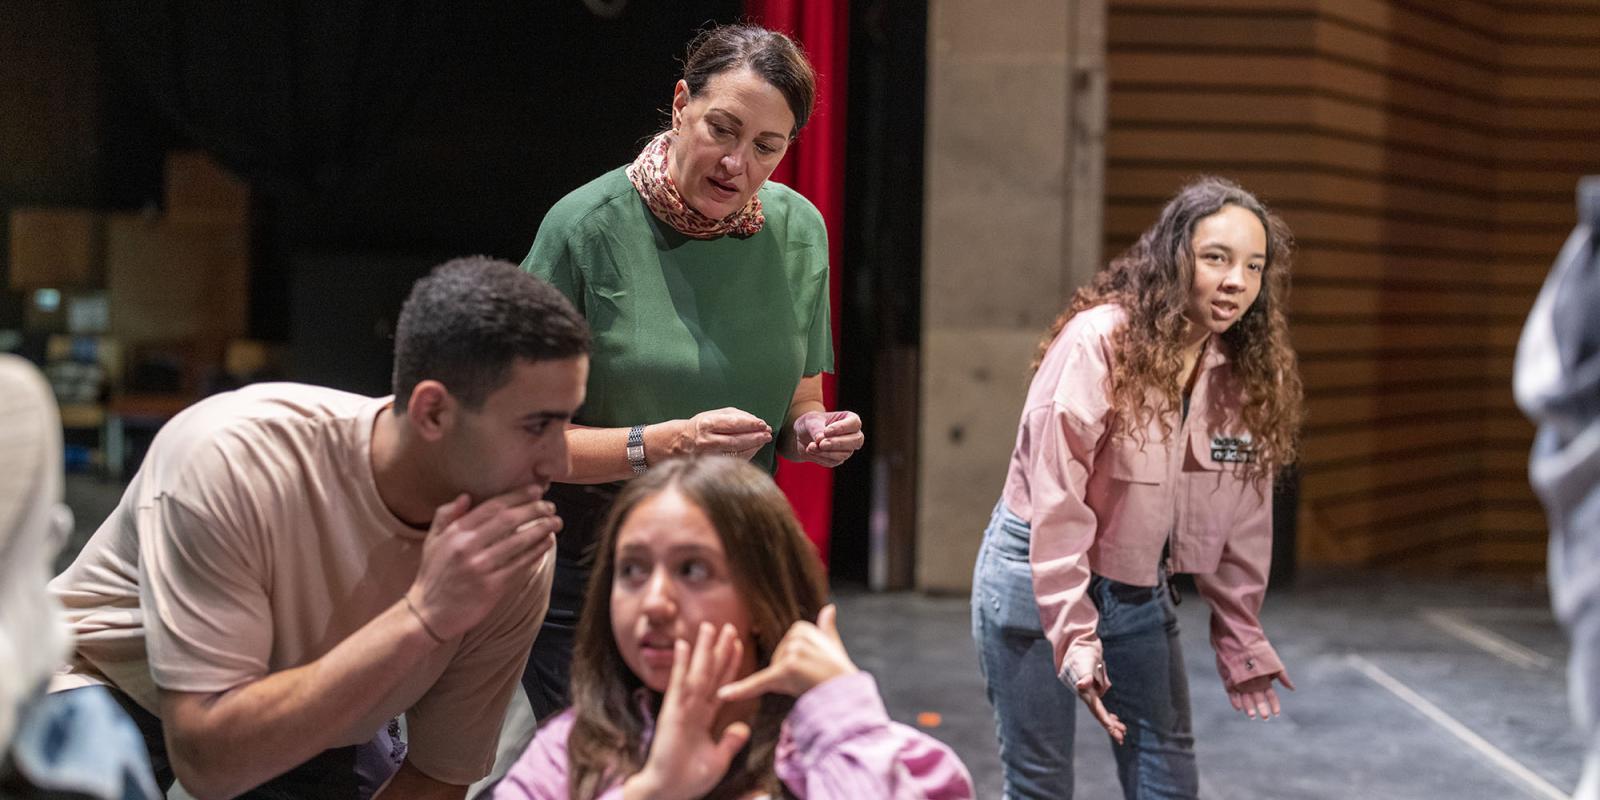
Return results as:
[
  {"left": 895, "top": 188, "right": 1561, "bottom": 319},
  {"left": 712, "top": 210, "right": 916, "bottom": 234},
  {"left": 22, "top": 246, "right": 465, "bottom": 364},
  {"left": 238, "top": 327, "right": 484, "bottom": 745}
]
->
[
  {"left": 1476, "top": 2, "right": 1600, "bottom": 573},
  {"left": 1103, "top": 0, "right": 1597, "bottom": 574}
]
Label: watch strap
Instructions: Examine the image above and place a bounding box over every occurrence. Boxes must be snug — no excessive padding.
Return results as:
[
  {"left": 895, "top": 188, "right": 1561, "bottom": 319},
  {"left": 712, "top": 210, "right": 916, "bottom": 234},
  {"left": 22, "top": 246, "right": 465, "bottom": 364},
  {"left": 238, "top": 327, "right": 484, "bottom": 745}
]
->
[{"left": 626, "top": 424, "right": 648, "bottom": 474}]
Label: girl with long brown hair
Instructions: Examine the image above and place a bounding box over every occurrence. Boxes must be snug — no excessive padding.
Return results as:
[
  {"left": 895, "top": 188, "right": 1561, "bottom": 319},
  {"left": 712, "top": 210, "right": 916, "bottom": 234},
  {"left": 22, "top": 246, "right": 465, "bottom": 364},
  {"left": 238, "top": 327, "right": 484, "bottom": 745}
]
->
[
  {"left": 971, "top": 177, "right": 1304, "bottom": 798},
  {"left": 495, "top": 456, "right": 972, "bottom": 799}
]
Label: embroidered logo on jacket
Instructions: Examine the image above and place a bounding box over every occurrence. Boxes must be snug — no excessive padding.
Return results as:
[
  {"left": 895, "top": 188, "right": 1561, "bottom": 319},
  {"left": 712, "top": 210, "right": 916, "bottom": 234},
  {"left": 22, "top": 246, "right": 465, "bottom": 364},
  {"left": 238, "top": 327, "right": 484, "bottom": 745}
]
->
[{"left": 1210, "top": 435, "right": 1255, "bottom": 464}]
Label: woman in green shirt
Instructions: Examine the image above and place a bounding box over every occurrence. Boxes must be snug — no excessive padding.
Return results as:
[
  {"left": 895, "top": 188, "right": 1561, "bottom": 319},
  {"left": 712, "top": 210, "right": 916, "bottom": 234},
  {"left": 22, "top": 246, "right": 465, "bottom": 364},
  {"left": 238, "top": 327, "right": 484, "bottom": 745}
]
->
[{"left": 519, "top": 23, "right": 864, "bottom": 720}]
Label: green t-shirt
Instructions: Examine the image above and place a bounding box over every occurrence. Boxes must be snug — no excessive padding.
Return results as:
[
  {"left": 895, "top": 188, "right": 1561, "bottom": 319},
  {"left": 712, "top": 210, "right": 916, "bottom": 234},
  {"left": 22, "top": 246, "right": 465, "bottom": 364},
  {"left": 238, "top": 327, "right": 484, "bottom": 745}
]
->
[{"left": 522, "top": 166, "right": 834, "bottom": 472}]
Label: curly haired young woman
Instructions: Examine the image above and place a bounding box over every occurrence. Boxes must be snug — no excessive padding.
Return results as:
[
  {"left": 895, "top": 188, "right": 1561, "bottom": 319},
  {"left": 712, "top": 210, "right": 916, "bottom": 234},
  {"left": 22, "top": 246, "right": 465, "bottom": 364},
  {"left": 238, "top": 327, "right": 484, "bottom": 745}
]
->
[{"left": 971, "top": 177, "right": 1305, "bottom": 799}]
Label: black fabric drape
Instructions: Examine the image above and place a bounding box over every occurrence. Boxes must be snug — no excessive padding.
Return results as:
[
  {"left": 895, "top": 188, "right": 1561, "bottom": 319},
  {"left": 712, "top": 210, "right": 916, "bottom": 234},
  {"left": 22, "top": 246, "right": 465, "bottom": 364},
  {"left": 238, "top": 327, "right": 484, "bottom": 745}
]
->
[{"left": 95, "top": 1, "right": 443, "bottom": 207}]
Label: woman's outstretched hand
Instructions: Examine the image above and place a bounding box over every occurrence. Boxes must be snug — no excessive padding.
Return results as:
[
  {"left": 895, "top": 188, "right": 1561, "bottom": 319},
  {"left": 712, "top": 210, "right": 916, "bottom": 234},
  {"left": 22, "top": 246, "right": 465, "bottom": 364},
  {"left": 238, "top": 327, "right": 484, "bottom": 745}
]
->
[
  {"left": 679, "top": 408, "right": 772, "bottom": 460},
  {"left": 623, "top": 623, "right": 750, "bottom": 800},
  {"left": 1227, "top": 670, "right": 1294, "bottom": 720},
  {"left": 718, "top": 604, "right": 858, "bottom": 702},
  {"left": 1075, "top": 671, "right": 1127, "bottom": 746},
  {"left": 790, "top": 411, "right": 865, "bottom": 468}
]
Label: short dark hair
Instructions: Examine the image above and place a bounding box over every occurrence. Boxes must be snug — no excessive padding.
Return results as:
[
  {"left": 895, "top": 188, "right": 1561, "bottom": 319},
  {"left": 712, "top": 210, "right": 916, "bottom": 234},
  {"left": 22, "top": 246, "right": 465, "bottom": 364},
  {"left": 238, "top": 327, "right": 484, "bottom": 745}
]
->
[
  {"left": 683, "top": 23, "right": 817, "bottom": 138},
  {"left": 391, "top": 256, "right": 589, "bottom": 411}
]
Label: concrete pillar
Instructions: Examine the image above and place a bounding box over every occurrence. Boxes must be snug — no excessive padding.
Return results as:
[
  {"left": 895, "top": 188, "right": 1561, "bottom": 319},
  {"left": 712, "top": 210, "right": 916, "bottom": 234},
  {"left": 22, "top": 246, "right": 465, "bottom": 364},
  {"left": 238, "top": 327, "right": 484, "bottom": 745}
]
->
[{"left": 917, "top": 0, "right": 1105, "bottom": 591}]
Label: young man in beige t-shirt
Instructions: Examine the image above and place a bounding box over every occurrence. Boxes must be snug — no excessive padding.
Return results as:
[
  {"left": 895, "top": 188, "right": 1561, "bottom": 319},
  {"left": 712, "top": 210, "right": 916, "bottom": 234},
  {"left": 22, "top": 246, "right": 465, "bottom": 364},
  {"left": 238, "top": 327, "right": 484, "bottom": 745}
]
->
[{"left": 50, "top": 257, "right": 590, "bottom": 799}]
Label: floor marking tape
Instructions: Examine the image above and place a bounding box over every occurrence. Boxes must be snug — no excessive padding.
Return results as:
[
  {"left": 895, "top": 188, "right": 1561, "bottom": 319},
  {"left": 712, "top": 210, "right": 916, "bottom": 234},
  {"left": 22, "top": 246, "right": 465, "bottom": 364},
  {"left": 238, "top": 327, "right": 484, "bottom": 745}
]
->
[
  {"left": 1348, "top": 654, "right": 1569, "bottom": 800},
  {"left": 1421, "top": 608, "right": 1555, "bottom": 670}
]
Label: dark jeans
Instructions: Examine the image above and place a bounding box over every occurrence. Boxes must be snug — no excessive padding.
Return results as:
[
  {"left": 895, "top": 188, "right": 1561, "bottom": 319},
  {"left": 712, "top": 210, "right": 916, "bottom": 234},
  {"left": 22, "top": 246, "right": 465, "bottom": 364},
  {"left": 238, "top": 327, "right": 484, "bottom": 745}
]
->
[
  {"left": 97, "top": 686, "right": 401, "bottom": 800},
  {"left": 972, "top": 501, "right": 1198, "bottom": 800},
  {"left": 522, "top": 481, "right": 622, "bottom": 721}
]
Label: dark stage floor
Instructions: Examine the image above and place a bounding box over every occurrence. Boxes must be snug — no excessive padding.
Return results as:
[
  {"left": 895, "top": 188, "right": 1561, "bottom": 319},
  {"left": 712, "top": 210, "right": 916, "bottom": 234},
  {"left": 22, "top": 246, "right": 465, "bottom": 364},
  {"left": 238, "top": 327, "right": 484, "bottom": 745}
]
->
[{"left": 840, "top": 574, "right": 1578, "bottom": 800}]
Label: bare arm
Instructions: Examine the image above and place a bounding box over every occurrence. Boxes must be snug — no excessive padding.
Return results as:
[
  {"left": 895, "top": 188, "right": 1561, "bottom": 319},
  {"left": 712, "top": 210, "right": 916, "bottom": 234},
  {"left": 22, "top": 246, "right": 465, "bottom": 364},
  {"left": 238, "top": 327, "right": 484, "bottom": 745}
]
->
[
  {"left": 564, "top": 422, "right": 692, "bottom": 484},
  {"left": 161, "top": 600, "right": 441, "bottom": 799},
  {"left": 778, "top": 375, "right": 864, "bottom": 467},
  {"left": 161, "top": 487, "right": 558, "bottom": 800},
  {"left": 777, "top": 375, "right": 827, "bottom": 460},
  {"left": 565, "top": 410, "right": 774, "bottom": 483}
]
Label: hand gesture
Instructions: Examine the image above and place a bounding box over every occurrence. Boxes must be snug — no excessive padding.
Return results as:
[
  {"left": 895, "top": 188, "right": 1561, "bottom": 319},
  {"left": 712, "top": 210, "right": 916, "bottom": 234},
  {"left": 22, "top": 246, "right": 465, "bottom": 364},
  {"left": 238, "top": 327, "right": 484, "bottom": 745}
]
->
[
  {"left": 790, "top": 411, "right": 864, "bottom": 467},
  {"left": 1075, "top": 670, "right": 1127, "bottom": 746},
  {"left": 624, "top": 623, "right": 751, "bottom": 800},
  {"left": 1227, "top": 670, "right": 1294, "bottom": 720},
  {"left": 684, "top": 408, "right": 772, "bottom": 460},
  {"left": 405, "top": 485, "right": 560, "bottom": 641},
  {"left": 718, "top": 604, "right": 858, "bottom": 702}
]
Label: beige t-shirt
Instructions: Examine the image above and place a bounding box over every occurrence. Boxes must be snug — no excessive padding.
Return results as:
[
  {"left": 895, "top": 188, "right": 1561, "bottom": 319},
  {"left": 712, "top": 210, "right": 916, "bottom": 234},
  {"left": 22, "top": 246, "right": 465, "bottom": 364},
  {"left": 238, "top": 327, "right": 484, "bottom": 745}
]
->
[{"left": 49, "top": 382, "right": 551, "bottom": 785}]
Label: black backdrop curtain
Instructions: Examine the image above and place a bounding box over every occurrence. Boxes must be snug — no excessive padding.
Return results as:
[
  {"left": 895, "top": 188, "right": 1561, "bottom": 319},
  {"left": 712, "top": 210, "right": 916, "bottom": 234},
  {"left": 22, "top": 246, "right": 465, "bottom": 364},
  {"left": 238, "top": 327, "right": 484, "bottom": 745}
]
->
[
  {"left": 95, "top": 1, "right": 441, "bottom": 208},
  {"left": 91, "top": 1, "right": 740, "bottom": 348}
]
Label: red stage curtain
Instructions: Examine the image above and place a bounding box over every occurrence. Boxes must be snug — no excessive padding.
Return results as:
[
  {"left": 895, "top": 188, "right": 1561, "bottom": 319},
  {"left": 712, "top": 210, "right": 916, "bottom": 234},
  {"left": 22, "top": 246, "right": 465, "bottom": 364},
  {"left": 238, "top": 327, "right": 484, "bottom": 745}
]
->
[{"left": 744, "top": 1, "right": 848, "bottom": 565}]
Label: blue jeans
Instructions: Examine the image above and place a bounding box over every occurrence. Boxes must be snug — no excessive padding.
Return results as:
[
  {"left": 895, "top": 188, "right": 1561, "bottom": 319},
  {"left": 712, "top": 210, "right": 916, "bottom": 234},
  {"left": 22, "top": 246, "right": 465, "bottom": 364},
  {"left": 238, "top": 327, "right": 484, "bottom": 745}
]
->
[
  {"left": 86, "top": 685, "right": 402, "bottom": 799},
  {"left": 972, "top": 502, "right": 1198, "bottom": 799},
  {"left": 3, "top": 685, "right": 160, "bottom": 799}
]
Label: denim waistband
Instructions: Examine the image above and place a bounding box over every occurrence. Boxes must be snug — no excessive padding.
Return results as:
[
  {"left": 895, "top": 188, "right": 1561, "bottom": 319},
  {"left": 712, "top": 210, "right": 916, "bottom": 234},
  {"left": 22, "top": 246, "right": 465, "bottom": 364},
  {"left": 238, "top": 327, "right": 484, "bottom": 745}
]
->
[
  {"left": 984, "top": 500, "right": 1171, "bottom": 596},
  {"left": 984, "top": 500, "right": 1032, "bottom": 559}
]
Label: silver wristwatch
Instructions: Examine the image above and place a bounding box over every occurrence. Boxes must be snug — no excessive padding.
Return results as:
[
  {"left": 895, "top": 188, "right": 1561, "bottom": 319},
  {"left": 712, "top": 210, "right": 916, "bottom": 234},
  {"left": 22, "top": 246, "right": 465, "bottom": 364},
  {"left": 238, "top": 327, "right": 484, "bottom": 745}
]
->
[{"left": 626, "top": 424, "right": 648, "bottom": 474}]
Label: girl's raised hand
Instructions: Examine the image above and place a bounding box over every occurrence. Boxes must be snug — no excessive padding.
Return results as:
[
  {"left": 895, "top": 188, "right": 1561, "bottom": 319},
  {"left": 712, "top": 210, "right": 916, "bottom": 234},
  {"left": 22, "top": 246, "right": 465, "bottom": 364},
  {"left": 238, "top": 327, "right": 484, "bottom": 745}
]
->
[
  {"left": 717, "top": 604, "right": 858, "bottom": 702},
  {"left": 624, "top": 622, "right": 750, "bottom": 800}
]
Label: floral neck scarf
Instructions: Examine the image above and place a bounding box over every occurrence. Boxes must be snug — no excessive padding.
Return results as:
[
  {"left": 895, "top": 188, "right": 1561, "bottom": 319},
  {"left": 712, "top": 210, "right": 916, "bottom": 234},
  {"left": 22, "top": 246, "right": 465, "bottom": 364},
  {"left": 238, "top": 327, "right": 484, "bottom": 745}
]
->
[{"left": 625, "top": 130, "right": 764, "bottom": 239}]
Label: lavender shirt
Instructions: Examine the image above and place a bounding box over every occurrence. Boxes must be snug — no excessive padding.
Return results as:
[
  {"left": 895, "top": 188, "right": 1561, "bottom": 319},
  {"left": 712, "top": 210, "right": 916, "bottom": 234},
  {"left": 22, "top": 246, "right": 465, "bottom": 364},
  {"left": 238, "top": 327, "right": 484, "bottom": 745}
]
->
[{"left": 494, "top": 671, "right": 974, "bottom": 799}]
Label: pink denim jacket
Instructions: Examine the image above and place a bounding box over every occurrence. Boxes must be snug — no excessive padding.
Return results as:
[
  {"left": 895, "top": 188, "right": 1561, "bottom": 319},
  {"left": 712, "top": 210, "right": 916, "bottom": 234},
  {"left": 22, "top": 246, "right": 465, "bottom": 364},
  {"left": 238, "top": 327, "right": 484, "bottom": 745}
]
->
[{"left": 1001, "top": 304, "right": 1284, "bottom": 695}]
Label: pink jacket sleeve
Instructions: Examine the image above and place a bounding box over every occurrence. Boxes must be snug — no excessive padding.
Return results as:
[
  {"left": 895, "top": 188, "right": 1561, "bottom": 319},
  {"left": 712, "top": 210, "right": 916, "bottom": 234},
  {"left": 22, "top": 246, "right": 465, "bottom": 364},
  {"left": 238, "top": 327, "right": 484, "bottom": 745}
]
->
[
  {"left": 1028, "top": 333, "right": 1114, "bottom": 693},
  {"left": 775, "top": 672, "right": 975, "bottom": 799},
  {"left": 1190, "top": 477, "right": 1285, "bottom": 689}
]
